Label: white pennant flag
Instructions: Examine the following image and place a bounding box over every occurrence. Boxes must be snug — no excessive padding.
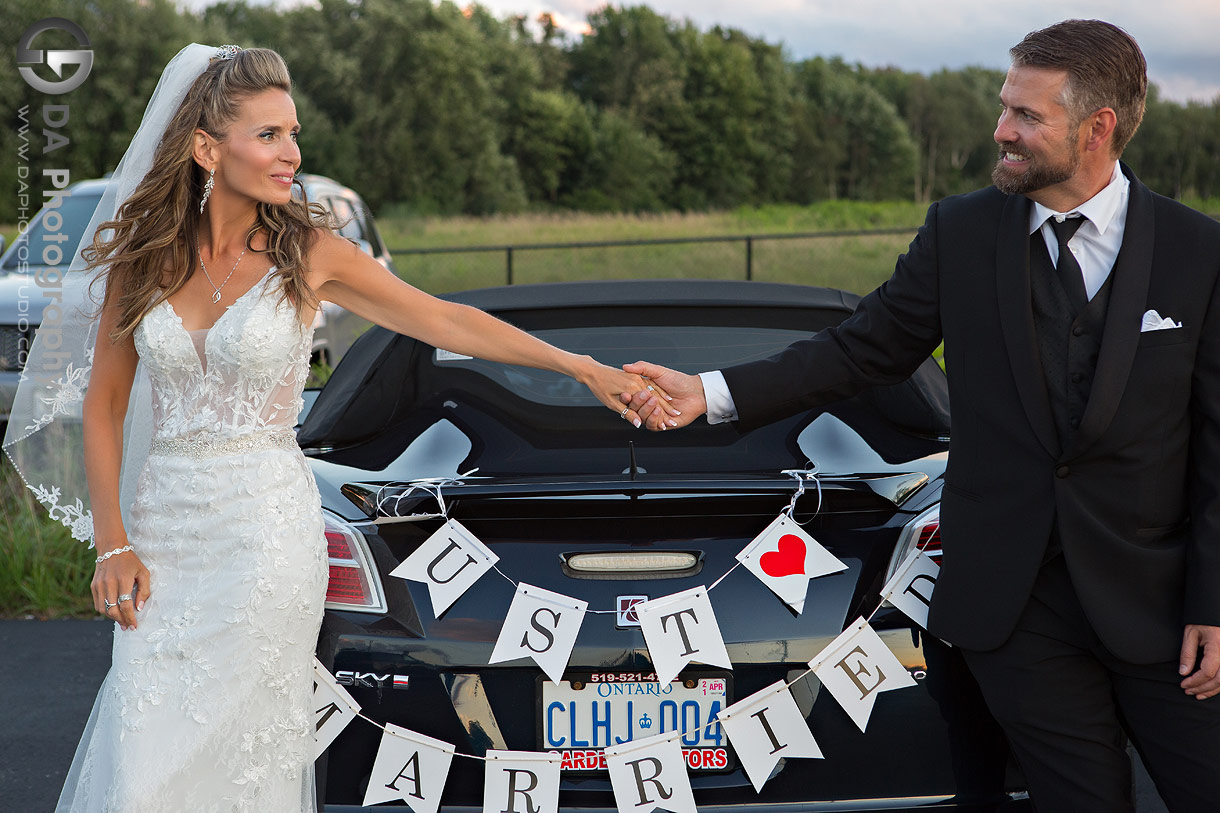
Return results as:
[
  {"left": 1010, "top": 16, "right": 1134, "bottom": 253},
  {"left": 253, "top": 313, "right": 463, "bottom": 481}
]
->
[
  {"left": 716, "top": 680, "right": 823, "bottom": 792},
  {"left": 636, "top": 586, "right": 731, "bottom": 685},
  {"left": 483, "top": 750, "right": 562, "bottom": 813},
  {"left": 362, "top": 724, "right": 455, "bottom": 810},
  {"left": 810, "top": 618, "right": 917, "bottom": 733},
  {"left": 489, "top": 583, "right": 587, "bottom": 684},
  {"left": 605, "top": 734, "right": 697, "bottom": 813},
  {"left": 390, "top": 518, "right": 499, "bottom": 617},
  {"left": 881, "top": 550, "right": 940, "bottom": 631},
  {"left": 313, "top": 658, "right": 361, "bottom": 758},
  {"left": 736, "top": 513, "right": 846, "bottom": 614}
]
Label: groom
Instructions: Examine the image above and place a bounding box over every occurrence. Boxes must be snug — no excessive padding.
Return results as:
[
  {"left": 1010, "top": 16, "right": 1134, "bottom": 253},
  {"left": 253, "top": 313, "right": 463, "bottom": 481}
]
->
[{"left": 625, "top": 19, "right": 1220, "bottom": 811}]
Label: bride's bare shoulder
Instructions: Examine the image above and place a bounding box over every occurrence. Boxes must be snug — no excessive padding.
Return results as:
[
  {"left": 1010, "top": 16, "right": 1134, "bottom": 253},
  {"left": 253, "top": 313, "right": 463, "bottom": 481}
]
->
[{"left": 303, "top": 228, "right": 364, "bottom": 286}]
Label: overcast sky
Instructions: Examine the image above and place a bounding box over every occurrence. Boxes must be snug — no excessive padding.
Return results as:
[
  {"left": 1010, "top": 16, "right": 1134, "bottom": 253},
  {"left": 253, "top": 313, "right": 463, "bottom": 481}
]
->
[{"left": 469, "top": 0, "right": 1220, "bottom": 104}]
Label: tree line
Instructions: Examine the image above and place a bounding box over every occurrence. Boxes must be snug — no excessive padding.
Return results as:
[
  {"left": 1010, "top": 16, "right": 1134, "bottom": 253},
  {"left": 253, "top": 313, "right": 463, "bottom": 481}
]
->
[{"left": 3, "top": 0, "right": 1218, "bottom": 222}]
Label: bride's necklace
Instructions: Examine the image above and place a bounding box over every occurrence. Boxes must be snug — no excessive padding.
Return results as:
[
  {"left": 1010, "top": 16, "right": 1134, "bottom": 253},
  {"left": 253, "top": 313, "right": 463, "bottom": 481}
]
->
[{"left": 197, "top": 247, "right": 246, "bottom": 304}]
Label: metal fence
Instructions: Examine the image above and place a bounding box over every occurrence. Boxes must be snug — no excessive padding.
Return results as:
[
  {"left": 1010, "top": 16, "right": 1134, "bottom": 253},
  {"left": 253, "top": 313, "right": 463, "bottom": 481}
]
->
[{"left": 387, "top": 226, "right": 921, "bottom": 286}]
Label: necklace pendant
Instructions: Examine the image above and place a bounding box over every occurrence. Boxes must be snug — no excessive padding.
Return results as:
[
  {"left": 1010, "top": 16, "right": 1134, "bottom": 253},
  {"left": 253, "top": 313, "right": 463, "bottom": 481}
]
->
[{"left": 211, "top": 290, "right": 222, "bottom": 304}]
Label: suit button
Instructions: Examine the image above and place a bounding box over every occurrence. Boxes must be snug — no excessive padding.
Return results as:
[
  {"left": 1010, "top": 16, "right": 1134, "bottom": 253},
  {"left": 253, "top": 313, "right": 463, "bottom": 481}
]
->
[
  {"left": 1070, "top": 418, "right": 1080, "bottom": 429},
  {"left": 1056, "top": 465, "right": 1071, "bottom": 478},
  {"left": 1072, "top": 326, "right": 1086, "bottom": 337},
  {"left": 1071, "top": 372, "right": 1083, "bottom": 383}
]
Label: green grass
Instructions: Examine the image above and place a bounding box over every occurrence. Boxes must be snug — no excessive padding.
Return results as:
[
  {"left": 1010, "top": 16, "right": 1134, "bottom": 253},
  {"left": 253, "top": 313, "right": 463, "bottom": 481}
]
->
[{"left": 0, "top": 463, "right": 96, "bottom": 618}]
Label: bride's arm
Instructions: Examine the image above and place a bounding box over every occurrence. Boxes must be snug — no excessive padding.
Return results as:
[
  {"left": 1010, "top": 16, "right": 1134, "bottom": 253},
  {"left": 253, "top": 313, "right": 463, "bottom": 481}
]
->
[
  {"left": 82, "top": 278, "right": 151, "bottom": 630},
  {"left": 310, "top": 231, "right": 676, "bottom": 425}
]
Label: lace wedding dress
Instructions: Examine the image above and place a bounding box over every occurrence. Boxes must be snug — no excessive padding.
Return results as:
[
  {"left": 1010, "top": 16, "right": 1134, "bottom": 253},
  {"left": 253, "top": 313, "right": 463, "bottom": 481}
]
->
[{"left": 57, "top": 267, "right": 329, "bottom": 812}]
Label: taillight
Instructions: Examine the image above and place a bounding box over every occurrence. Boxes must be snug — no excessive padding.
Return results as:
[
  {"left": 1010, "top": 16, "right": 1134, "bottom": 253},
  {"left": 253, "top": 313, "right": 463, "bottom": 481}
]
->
[
  {"left": 324, "top": 511, "right": 387, "bottom": 613},
  {"left": 884, "top": 504, "right": 942, "bottom": 585}
]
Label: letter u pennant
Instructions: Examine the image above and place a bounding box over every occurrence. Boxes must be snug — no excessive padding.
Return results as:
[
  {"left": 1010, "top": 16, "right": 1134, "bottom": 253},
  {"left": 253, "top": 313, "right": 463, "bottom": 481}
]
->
[
  {"left": 363, "top": 724, "right": 454, "bottom": 810},
  {"left": 490, "top": 583, "right": 588, "bottom": 684},
  {"left": 483, "top": 750, "right": 561, "bottom": 813},
  {"left": 810, "top": 618, "right": 917, "bottom": 732},
  {"left": 391, "top": 518, "right": 499, "bottom": 617},
  {"left": 717, "top": 680, "right": 823, "bottom": 792},
  {"left": 605, "top": 734, "right": 696, "bottom": 813}
]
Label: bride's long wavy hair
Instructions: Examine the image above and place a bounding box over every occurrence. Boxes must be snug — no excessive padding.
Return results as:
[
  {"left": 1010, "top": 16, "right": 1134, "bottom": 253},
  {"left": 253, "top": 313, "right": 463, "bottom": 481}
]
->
[{"left": 84, "top": 47, "right": 336, "bottom": 342}]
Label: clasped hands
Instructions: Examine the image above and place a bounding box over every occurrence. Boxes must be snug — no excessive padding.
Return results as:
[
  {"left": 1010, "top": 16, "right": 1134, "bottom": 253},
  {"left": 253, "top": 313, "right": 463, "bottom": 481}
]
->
[{"left": 617, "top": 361, "right": 706, "bottom": 431}]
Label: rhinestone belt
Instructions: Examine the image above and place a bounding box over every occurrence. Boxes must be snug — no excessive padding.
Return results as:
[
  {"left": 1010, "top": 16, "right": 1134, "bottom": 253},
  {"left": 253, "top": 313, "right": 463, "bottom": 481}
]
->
[{"left": 148, "top": 429, "right": 298, "bottom": 459}]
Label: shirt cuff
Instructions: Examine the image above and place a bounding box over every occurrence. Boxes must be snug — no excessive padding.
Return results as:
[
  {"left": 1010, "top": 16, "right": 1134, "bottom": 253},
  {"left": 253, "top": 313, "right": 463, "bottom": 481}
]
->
[{"left": 698, "top": 370, "right": 738, "bottom": 425}]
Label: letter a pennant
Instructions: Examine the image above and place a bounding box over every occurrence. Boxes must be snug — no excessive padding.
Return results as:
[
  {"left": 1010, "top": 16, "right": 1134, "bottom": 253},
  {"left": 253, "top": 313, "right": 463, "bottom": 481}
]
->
[
  {"left": 313, "top": 658, "right": 362, "bottom": 758},
  {"left": 489, "top": 583, "right": 588, "bottom": 684},
  {"left": 636, "top": 586, "right": 731, "bottom": 685},
  {"left": 716, "top": 680, "right": 823, "bottom": 792},
  {"left": 483, "top": 750, "right": 561, "bottom": 813},
  {"left": 363, "top": 724, "right": 455, "bottom": 810},
  {"left": 605, "top": 733, "right": 696, "bottom": 813},
  {"left": 736, "top": 513, "right": 846, "bottom": 613},
  {"left": 810, "top": 618, "right": 917, "bottom": 733},
  {"left": 880, "top": 549, "right": 940, "bottom": 631},
  {"left": 390, "top": 518, "right": 499, "bottom": 617}
]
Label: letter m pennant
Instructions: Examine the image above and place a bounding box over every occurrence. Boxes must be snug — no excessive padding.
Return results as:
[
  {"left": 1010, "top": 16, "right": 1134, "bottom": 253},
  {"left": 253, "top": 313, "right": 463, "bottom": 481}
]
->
[{"left": 390, "top": 518, "right": 499, "bottom": 617}]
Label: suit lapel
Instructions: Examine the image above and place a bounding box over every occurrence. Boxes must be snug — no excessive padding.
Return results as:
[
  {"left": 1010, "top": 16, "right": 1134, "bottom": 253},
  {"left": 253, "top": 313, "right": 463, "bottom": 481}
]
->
[
  {"left": 996, "top": 193, "right": 1061, "bottom": 458},
  {"left": 1068, "top": 167, "right": 1155, "bottom": 457}
]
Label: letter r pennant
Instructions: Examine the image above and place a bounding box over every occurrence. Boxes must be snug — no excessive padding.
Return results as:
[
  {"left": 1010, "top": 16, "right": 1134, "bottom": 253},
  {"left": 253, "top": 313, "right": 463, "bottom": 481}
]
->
[
  {"left": 605, "top": 733, "right": 696, "bottom": 813},
  {"left": 390, "top": 518, "right": 499, "bottom": 617}
]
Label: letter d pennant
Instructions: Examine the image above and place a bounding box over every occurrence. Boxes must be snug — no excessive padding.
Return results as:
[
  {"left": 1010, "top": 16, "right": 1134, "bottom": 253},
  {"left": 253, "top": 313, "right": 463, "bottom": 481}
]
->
[
  {"left": 489, "top": 583, "right": 588, "bottom": 684},
  {"left": 363, "top": 724, "right": 454, "bottom": 810},
  {"left": 880, "top": 549, "right": 940, "bottom": 631},
  {"left": 810, "top": 618, "right": 917, "bottom": 733},
  {"left": 605, "top": 734, "right": 696, "bottom": 813},
  {"left": 483, "top": 750, "right": 561, "bottom": 813},
  {"left": 736, "top": 513, "right": 846, "bottom": 614},
  {"left": 390, "top": 518, "right": 499, "bottom": 617},
  {"left": 636, "top": 586, "right": 731, "bottom": 685},
  {"left": 717, "top": 680, "right": 823, "bottom": 792}
]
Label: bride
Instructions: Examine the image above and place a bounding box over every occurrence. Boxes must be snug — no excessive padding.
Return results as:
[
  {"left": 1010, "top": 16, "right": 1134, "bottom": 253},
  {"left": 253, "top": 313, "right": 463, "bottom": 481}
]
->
[{"left": 18, "top": 43, "right": 671, "bottom": 811}]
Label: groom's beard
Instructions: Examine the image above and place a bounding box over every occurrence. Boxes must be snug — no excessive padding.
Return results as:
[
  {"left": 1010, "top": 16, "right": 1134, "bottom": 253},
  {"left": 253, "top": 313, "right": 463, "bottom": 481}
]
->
[{"left": 991, "top": 138, "right": 1081, "bottom": 196}]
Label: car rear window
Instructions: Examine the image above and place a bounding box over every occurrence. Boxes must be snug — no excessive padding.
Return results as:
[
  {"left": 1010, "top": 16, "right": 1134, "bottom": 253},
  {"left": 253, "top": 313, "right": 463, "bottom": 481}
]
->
[
  {"left": 3, "top": 191, "right": 101, "bottom": 270},
  {"left": 434, "top": 326, "right": 815, "bottom": 407}
]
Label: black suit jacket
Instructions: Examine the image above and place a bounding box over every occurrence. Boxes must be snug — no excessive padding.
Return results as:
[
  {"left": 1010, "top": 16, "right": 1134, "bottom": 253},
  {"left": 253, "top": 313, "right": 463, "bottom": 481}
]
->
[{"left": 722, "top": 165, "right": 1220, "bottom": 663}]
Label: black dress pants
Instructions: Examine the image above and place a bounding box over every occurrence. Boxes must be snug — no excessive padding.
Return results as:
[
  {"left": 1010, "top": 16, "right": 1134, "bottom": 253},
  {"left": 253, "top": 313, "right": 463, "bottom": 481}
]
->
[{"left": 961, "top": 554, "right": 1220, "bottom": 812}]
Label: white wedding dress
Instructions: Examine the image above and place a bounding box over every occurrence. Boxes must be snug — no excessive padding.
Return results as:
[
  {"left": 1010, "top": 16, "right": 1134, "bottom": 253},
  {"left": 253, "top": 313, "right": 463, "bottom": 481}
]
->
[{"left": 57, "top": 267, "right": 329, "bottom": 812}]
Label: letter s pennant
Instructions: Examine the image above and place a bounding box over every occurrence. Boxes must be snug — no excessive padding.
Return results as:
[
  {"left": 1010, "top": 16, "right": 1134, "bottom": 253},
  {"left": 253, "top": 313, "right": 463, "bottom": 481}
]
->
[
  {"left": 636, "top": 586, "right": 731, "bottom": 685},
  {"left": 489, "top": 583, "right": 588, "bottom": 684},
  {"left": 605, "top": 733, "right": 696, "bottom": 813},
  {"left": 390, "top": 518, "right": 499, "bottom": 617},
  {"left": 810, "top": 618, "right": 917, "bottom": 732},
  {"left": 483, "top": 750, "right": 561, "bottom": 813}
]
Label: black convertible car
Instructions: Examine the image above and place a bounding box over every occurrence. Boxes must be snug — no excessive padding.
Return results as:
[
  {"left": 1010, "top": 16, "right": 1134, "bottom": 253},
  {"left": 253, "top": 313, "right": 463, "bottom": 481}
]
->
[{"left": 298, "top": 279, "right": 1028, "bottom": 811}]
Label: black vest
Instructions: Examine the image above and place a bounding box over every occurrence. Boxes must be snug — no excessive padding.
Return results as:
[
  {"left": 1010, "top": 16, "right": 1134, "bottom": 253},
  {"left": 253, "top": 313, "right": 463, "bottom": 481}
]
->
[{"left": 1030, "top": 231, "right": 1115, "bottom": 449}]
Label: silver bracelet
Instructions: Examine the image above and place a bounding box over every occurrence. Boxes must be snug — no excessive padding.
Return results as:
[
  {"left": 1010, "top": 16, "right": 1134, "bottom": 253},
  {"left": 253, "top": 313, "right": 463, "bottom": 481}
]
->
[{"left": 96, "top": 544, "right": 134, "bottom": 564}]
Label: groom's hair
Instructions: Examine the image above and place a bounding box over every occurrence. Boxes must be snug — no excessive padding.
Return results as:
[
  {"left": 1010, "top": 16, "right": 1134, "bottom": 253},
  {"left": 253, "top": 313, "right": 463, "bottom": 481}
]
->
[{"left": 1010, "top": 19, "right": 1147, "bottom": 157}]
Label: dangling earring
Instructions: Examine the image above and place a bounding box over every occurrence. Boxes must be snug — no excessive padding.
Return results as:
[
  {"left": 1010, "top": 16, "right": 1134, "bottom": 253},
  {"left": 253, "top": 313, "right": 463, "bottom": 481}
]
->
[{"left": 199, "top": 167, "right": 215, "bottom": 214}]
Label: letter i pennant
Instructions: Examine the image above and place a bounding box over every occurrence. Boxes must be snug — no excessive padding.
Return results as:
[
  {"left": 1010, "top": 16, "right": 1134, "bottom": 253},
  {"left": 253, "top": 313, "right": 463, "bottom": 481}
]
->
[
  {"left": 605, "top": 734, "right": 696, "bottom": 813},
  {"left": 489, "top": 583, "right": 588, "bottom": 684},
  {"left": 390, "top": 518, "right": 499, "bottom": 617},
  {"left": 363, "top": 724, "right": 454, "bottom": 810},
  {"left": 736, "top": 513, "right": 846, "bottom": 613},
  {"left": 810, "top": 618, "right": 916, "bottom": 732},
  {"left": 716, "top": 680, "right": 823, "bottom": 792},
  {"left": 483, "top": 750, "right": 561, "bottom": 813}
]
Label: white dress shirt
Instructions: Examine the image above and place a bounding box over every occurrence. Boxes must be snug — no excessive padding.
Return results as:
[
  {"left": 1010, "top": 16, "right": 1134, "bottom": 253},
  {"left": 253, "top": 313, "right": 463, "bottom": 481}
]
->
[{"left": 700, "top": 162, "right": 1131, "bottom": 424}]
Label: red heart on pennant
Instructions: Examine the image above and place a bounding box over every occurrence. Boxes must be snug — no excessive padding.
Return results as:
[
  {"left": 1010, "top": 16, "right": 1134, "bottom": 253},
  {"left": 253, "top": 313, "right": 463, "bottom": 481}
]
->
[{"left": 759, "top": 534, "right": 806, "bottom": 578}]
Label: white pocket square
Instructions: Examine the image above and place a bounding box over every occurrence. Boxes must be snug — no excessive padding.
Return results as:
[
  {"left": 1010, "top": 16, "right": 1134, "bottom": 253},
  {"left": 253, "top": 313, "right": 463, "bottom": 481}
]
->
[{"left": 1141, "top": 309, "right": 1182, "bottom": 332}]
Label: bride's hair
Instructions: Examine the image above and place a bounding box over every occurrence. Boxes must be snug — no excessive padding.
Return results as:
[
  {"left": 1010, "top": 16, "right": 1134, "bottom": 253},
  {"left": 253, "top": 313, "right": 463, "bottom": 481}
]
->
[{"left": 84, "top": 47, "right": 335, "bottom": 342}]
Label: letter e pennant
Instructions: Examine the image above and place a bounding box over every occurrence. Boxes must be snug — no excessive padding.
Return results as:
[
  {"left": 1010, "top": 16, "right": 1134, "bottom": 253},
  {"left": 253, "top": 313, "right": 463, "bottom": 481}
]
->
[
  {"left": 636, "top": 586, "right": 731, "bottom": 685},
  {"left": 390, "top": 518, "right": 499, "bottom": 617},
  {"left": 880, "top": 549, "right": 940, "bottom": 631},
  {"left": 363, "top": 724, "right": 454, "bottom": 810},
  {"left": 810, "top": 618, "right": 916, "bottom": 732},
  {"left": 736, "top": 513, "right": 846, "bottom": 613},
  {"left": 313, "top": 658, "right": 361, "bottom": 758},
  {"left": 717, "top": 680, "right": 823, "bottom": 792},
  {"left": 605, "top": 733, "right": 696, "bottom": 813},
  {"left": 483, "top": 750, "right": 561, "bottom": 813},
  {"left": 489, "top": 583, "right": 588, "bottom": 684}
]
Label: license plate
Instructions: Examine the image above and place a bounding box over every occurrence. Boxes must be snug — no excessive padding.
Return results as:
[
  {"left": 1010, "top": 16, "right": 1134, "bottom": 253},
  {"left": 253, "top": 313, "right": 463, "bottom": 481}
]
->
[{"left": 540, "top": 672, "right": 730, "bottom": 771}]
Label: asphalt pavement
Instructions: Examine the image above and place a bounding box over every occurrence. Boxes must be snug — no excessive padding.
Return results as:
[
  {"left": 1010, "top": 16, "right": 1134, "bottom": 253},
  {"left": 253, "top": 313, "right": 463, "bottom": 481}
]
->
[{"left": 1, "top": 618, "right": 1169, "bottom": 812}]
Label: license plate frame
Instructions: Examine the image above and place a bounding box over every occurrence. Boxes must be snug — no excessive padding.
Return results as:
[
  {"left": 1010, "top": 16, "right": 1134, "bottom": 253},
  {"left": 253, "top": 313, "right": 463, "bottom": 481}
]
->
[{"left": 537, "top": 670, "right": 733, "bottom": 773}]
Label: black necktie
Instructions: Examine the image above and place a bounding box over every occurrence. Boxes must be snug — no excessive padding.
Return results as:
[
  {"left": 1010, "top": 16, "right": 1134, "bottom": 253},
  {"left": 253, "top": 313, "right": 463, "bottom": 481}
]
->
[{"left": 1050, "top": 216, "right": 1088, "bottom": 312}]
